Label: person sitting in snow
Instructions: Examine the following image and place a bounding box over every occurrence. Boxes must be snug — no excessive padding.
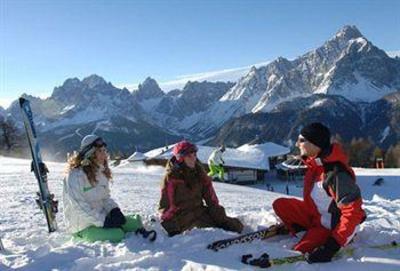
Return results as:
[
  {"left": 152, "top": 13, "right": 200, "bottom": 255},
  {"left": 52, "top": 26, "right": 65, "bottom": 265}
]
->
[
  {"left": 207, "top": 145, "right": 226, "bottom": 181},
  {"left": 63, "top": 134, "right": 155, "bottom": 243},
  {"left": 272, "top": 123, "right": 366, "bottom": 263},
  {"left": 159, "top": 140, "right": 243, "bottom": 236}
]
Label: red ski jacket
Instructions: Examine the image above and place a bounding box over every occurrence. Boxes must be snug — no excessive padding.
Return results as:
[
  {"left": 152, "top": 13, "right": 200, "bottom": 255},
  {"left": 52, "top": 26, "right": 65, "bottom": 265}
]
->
[{"left": 302, "top": 143, "right": 366, "bottom": 246}]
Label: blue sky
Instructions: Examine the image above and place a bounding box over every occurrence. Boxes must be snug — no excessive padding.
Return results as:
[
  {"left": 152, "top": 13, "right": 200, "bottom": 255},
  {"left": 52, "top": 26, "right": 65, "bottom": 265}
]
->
[{"left": 1, "top": 0, "right": 399, "bottom": 107}]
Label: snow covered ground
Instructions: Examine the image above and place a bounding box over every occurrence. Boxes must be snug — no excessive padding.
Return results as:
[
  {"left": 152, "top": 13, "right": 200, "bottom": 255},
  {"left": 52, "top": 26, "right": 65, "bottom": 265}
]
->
[{"left": 0, "top": 156, "right": 399, "bottom": 270}]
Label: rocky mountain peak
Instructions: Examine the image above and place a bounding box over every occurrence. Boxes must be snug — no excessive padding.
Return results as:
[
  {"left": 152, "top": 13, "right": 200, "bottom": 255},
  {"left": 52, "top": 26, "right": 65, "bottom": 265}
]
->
[
  {"left": 134, "top": 77, "right": 164, "bottom": 100},
  {"left": 82, "top": 74, "right": 108, "bottom": 89},
  {"left": 249, "top": 66, "right": 257, "bottom": 73},
  {"left": 140, "top": 77, "right": 162, "bottom": 91},
  {"left": 268, "top": 57, "right": 292, "bottom": 73},
  {"left": 334, "top": 25, "right": 363, "bottom": 42},
  {"left": 61, "top": 78, "right": 82, "bottom": 90},
  {"left": 312, "top": 25, "right": 366, "bottom": 62}
]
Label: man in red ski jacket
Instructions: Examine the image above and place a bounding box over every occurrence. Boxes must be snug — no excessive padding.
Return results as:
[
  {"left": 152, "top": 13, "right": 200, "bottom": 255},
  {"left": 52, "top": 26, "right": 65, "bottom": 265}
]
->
[{"left": 273, "top": 122, "right": 366, "bottom": 263}]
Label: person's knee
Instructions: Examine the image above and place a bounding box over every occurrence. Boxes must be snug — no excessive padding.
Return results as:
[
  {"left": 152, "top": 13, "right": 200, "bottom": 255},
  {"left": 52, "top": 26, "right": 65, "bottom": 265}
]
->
[
  {"left": 272, "top": 198, "right": 287, "bottom": 214},
  {"left": 294, "top": 227, "right": 330, "bottom": 253},
  {"left": 122, "top": 214, "right": 143, "bottom": 232},
  {"left": 222, "top": 217, "right": 244, "bottom": 233},
  {"left": 127, "top": 214, "right": 142, "bottom": 223},
  {"left": 208, "top": 205, "right": 226, "bottom": 219}
]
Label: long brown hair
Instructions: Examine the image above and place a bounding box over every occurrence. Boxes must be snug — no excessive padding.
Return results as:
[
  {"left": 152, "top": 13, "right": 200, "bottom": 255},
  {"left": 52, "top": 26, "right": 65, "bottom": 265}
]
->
[{"left": 66, "top": 149, "right": 112, "bottom": 186}]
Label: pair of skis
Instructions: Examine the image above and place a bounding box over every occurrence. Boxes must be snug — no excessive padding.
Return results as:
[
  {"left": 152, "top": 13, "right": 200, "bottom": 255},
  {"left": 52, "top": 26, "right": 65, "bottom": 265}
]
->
[
  {"left": 207, "top": 225, "right": 399, "bottom": 268},
  {"left": 19, "top": 97, "right": 58, "bottom": 233}
]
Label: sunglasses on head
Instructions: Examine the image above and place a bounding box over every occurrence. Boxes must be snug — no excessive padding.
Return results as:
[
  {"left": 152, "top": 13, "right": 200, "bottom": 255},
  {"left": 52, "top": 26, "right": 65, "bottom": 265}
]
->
[{"left": 92, "top": 138, "right": 107, "bottom": 148}]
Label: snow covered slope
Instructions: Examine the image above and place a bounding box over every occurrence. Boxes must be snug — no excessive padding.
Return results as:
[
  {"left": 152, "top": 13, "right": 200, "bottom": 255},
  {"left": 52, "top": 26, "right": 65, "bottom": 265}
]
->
[{"left": 0, "top": 156, "right": 399, "bottom": 270}]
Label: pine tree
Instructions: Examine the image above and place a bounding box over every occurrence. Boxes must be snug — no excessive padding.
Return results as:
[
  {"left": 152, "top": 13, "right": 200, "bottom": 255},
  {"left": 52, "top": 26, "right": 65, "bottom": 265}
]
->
[
  {"left": 348, "top": 138, "right": 375, "bottom": 167},
  {"left": 0, "top": 117, "right": 20, "bottom": 151},
  {"left": 384, "top": 143, "right": 400, "bottom": 168}
]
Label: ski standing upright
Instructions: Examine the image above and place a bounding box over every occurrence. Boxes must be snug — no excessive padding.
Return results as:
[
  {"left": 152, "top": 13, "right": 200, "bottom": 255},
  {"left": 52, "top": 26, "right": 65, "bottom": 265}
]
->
[{"left": 19, "top": 97, "right": 58, "bottom": 233}]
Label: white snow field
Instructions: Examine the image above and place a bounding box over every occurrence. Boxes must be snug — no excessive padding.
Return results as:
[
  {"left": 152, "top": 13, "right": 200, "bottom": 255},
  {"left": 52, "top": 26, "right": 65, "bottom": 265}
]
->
[{"left": 0, "top": 156, "right": 399, "bottom": 270}]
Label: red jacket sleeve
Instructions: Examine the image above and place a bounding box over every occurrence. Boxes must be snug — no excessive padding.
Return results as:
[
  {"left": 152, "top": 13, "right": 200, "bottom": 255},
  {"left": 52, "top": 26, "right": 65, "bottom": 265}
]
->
[
  {"left": 329, "top": 171, "right": 366, "bottom": 246},
  {"left": 332, "top": 198, "right": 365, "bottom": 246}
]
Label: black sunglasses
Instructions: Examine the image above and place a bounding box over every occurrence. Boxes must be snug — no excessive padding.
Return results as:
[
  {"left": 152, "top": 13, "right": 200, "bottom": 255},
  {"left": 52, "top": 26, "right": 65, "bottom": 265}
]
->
[
  {"left": 297, "top": 137, "right": 308, "bottom": 143},
  {"left": 179, "top": 146, "right": 198, "bottom": 156},
  {"left": 79, "top": 137, "right": 107, "bottom": 158}
]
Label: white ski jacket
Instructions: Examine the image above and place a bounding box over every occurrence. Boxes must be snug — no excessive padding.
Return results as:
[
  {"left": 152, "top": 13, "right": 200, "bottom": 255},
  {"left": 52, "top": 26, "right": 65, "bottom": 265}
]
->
[
  {"left": 63, "top": 166, "right": 118, "bottom": 233},
  {"left": 208, "top": 149, "right": 224, "bottom": 166}
]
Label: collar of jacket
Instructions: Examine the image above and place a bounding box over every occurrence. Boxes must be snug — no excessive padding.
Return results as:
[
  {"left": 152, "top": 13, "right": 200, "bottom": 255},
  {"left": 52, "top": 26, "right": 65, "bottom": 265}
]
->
[
  {"left": 166, "top": 157, "right": 204, "bottom": 180},
  {"left": 303, "top": 143, "right": 354, "bottom": 179},
  {"left": 303, "top": 143, "right": 347, "bottom": 168}
]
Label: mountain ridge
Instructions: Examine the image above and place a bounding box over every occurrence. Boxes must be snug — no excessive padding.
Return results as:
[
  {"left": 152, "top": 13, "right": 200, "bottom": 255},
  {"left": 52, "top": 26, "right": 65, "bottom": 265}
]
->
[{"left": 3, "top": 25, "right": 400, "bottom": 160}]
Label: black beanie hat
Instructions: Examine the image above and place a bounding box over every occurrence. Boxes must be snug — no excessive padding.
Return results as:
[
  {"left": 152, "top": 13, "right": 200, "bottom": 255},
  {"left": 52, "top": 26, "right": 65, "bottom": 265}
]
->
[{"left": 300, "top": 122, "right": 331, "bottom": 150}]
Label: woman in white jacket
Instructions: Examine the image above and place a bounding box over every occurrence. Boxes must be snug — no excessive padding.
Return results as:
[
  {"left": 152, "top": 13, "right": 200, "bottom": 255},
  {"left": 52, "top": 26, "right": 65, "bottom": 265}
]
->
[{"left": 63, "top": 134, "right": 156, "bottom": 243}]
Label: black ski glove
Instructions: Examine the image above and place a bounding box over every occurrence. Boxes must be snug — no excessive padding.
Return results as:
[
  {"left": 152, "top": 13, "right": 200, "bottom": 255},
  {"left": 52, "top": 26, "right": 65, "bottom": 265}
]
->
[
  {"left": 135, "top": 227, "right": 157, "bottom": 242},
  {"left": 305, "top": 236, "right": 341, "bottom": 263},
  {"left": 103, "top": 208, "right": 127, "bottom": 228}
]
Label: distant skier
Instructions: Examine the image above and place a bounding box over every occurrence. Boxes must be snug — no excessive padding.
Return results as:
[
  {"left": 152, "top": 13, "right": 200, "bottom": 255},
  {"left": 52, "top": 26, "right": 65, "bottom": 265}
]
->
[
  {"left": 272, "top": 123, "right": 366, "bottom": 263},
  {"left": 159, "top": 140, "right": 243, "bottom": 236},
  {"left": 208, "top": 145, "right": 226, "bottom": 181},
  {"left": 63, "top": 135, "right": 155, "bottom": 243}
]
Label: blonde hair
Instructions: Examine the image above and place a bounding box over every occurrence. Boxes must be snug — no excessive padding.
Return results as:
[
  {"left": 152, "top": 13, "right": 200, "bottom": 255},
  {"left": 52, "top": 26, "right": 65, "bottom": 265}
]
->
[{"left": 66, "top": 149, "right": 112, "bottom": 186}]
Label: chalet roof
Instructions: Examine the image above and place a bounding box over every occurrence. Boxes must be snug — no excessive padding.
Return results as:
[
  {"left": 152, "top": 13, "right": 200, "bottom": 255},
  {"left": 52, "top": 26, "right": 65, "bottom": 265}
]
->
[
  {"left": 126, "top": 151, "right": 147, "bottom": 161},
  {"left": 142, "top": 142, "right": 290, "bottom": 171}
]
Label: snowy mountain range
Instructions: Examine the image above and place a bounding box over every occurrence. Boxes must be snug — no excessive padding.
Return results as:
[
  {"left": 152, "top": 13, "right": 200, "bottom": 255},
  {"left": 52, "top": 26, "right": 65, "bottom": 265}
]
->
[
  {"left": 176, "top": 25, "right": 400, "bottom": 137},
  {"left": 6, "top": 76, "right": 181, "bottom": 159},
  {"left": 211, "top": 92, "right": 400, "bottom": 149},
  {"left": 3, "top": 25, "right": 400, "bottom": 160}
]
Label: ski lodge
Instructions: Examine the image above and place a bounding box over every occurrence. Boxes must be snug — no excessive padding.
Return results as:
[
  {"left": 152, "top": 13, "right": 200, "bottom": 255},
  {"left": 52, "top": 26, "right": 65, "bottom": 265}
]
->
[{"left": 124, "top": 142, "right": 290, "bottom": 184}]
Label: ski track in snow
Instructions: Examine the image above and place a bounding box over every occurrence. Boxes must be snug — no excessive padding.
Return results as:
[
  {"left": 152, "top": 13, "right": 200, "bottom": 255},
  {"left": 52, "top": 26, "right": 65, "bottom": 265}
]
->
[{"left": 0, "top": 156, "right": 399, "bottom": 270}]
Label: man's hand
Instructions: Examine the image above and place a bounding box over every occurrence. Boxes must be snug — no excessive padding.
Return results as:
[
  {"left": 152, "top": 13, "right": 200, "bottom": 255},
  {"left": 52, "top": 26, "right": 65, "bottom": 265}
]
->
[{"left": 305, "top": 236, "right": 341, "bottom": 263}]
